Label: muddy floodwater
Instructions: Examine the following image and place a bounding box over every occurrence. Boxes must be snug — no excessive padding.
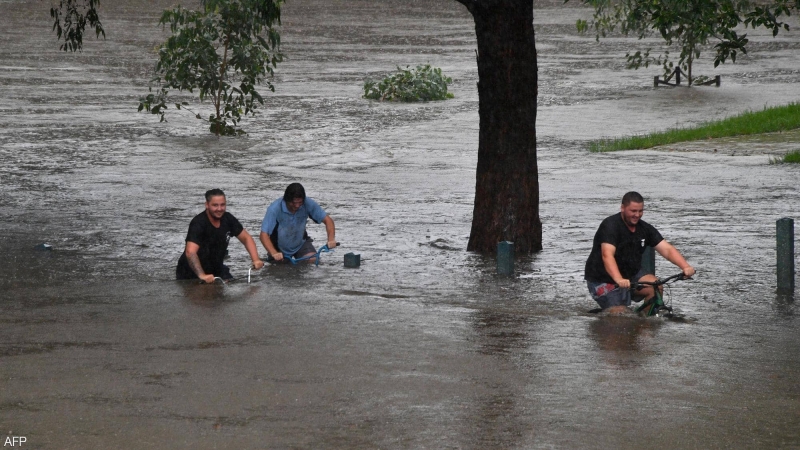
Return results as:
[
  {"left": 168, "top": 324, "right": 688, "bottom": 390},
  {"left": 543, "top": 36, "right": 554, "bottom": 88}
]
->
[{"left": 2, "top": 0, "right": 800, "bottom": 448}]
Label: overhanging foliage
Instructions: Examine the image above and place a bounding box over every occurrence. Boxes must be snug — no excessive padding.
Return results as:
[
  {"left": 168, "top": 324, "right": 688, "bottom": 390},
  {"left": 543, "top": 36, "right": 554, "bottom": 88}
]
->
[
  {"left": 50, "top": 0, "right": 105, "bottom": 52},
  {"left": 575, "top": 0, "right": 798, "bottom": 84}
]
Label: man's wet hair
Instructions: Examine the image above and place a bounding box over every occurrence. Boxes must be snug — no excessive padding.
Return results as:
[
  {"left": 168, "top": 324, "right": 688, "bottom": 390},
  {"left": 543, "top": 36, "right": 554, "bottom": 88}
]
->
[
  {"left": 621, "top": 191, "right": 644, "bottom": 206},
  {"left": 284, "top": 183, "right": 306, "bottom": 203},
  {"left": 205, "top": 188, "right": 226, "bottom": 202}
]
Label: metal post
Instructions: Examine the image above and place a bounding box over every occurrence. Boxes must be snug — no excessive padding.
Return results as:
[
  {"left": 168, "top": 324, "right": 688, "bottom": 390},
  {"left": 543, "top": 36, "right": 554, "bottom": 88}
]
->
[
  {"left": 777, "top": 218, "right": 795, "bottom": 295},
  {"left": 497, "top": 241, "right": 514, "bottom": 276},
  {"left": 641, "top": 246, "right": 655, "bottom": 275}
]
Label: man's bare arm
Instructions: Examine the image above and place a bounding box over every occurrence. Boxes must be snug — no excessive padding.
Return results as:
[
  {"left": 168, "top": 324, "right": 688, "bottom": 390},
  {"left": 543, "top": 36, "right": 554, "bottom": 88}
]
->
[
  {"left": 601, "top": 243, "right": 629, "bottom": 288},
  {"left": 185, "top": 241, "right": 214, "bottom": 283},
  {"left": 260, "top": 231, "right": 283, "bottom": 261},
  {"left": 237, "top": 230, "right": 264, "bottom": 269},
  {"left": 654, "top": 240, "right": 695, "bottom": 277},
  {"left": 322, "top": 215, "right": 336, "bottom": 248}
]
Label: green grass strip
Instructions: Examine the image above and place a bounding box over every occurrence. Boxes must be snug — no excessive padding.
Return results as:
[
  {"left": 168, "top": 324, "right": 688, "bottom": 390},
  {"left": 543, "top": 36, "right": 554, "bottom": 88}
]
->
[
  {"left": 784, "top": 149, "right": 800, "bottom": 163},
  {"left": 589, "top": 102, "right": 800, "bottom": 152},
  {"left": 770, "top": 149, "right": 800, "bottom": 164}
]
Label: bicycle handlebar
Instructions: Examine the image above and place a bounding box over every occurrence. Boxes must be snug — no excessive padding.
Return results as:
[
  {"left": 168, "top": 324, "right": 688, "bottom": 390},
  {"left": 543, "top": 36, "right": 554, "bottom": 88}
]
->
[
  {"left": 631, "top": 272, "right": 691, "bottom": 289},
  {"left": 288, "top": 242, "right": 340, "bottom": 266}
]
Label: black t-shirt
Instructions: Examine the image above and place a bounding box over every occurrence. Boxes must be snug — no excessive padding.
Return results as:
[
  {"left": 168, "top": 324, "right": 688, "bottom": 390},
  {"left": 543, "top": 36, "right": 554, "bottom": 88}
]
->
[
  {"left": 176, "top": 211, "right": 244, "bottom": 279},
  {"left": 584, "top": 212, "right": 664, "bottom": 283}
]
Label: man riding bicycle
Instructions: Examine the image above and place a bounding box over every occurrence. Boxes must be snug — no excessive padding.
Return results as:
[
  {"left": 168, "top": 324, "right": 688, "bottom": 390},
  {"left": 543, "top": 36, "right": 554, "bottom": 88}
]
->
[{"left": 585, "top": 192, "right": 696, "bottom": 314}]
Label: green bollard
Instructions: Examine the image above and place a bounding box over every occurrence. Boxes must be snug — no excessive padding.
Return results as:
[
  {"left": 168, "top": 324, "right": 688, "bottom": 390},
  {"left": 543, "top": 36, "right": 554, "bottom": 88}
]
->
[
  {"left": 497, "top": 241, "right": 514, "bottom": 276},
  {"left": 777, "top": 218, "right": 795, "bottom": 295},
  {"left": 641, "top": 246, "right": 655, "bottom": 275}
]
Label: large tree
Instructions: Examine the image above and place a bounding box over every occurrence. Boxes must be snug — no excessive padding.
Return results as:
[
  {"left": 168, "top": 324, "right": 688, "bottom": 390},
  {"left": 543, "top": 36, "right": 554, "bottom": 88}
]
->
[{"left": 455, "top": 0, "right": 542, "bottom": 254}]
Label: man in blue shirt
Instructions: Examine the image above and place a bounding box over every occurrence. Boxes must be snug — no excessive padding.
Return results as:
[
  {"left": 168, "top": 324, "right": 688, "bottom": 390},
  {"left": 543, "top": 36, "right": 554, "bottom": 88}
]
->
[{"left": 260, "top": 183, "right": 337, "bottom": 263}]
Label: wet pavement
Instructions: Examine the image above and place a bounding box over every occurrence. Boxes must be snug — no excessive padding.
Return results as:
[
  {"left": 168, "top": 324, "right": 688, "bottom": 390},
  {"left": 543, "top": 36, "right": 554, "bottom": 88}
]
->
[{"left": 1, "top": 0, "right": 800, "bottom": 448}]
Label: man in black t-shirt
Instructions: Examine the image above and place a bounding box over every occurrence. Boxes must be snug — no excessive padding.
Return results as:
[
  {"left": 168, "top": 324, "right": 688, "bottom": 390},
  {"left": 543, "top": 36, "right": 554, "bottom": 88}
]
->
[
  {"left": 585, "top": 192, "right": 695, "bottom": 313},
  {"left": 176, "top": 189, "right": 264, "bottom": 283}
]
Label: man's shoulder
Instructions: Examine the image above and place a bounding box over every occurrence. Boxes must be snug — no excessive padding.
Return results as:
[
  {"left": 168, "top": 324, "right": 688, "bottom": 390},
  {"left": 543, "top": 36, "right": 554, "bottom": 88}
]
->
[
  {"left": 262, "top": 198, "right": 283, "bottom": 220},
  {"left": 266, "top": 198, "right": 284, "bottom": 212},
  {"left": 304, "top": 197, "right": 321, "bottom": 209},
  {"left": 189, "top": 211, "right": 209, "bottom": 226},
  {"left": 186, "top": 211, "right": 210, "bottom": 242},
  {"left": 221, "top": 212, "right": 243, "bottom": 235},
  {"left": 599, "top": 213, "right": 622, "bottom": 228},
  {"left": 637, "top": 218, "right": 657, "bottom": 231},
  {"left": 302, "top": 197, "right": 327, "bottom": 220},
  {"left": 595, "top": 213, "right": 624, "bottom": 243},
  {"left": 222, "top": 211, "right": 240, "bottom": 222},
  {"left": 637, "top": 218, "right": 662, "bottom": 239}
]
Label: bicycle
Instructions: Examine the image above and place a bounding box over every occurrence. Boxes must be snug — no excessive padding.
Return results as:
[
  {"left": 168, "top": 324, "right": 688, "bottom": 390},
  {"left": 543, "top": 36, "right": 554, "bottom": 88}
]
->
[
  {"left": 631, "top": 272, "right": 692, "bottom": 317},
  {"left": 203, "top": 243, "right": 340, "bottom": 284},
  {"left": 285, "top": 242, "right": 339, "bottom": 266}
]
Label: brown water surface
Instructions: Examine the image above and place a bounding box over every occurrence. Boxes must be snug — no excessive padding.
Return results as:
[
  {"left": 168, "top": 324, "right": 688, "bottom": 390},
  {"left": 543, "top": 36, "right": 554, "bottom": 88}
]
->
[{"left": 1, "top": 0, "right": 799, "bottom": 448}]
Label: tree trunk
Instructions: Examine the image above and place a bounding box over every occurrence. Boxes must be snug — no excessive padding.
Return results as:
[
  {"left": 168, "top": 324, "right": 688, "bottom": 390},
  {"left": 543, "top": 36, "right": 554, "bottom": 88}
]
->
[{"left": 458, "top": 0, "right": 542, "bottom": 254}]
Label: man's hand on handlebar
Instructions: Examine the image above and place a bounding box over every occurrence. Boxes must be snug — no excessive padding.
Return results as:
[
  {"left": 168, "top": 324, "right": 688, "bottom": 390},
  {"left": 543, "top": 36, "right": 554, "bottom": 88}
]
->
[
  {"left": 200, "top": 274, "right": 216, "bottom": 284},
  {"left": 615, "top": 278, "right": 631, "bottom": 289}
]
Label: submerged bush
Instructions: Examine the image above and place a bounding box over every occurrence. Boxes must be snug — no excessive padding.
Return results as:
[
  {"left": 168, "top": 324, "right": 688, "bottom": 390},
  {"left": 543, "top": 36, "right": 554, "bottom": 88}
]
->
[{"left": 363, "top": 65, "right": 454, "bottom": 102}]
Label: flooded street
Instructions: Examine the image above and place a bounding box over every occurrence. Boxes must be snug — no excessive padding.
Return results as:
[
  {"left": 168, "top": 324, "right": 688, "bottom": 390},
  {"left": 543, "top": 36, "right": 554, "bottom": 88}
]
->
[{"left": 2, "top": 0, "right": 800, "bottom": 448}]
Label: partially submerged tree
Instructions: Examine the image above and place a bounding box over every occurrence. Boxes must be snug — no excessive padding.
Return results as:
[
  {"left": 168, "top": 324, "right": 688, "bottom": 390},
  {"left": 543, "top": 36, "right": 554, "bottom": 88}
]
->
[
  {"left": 138, "top": 0, "right": 283, "bottom": 135},
  {"left": 50, "top": 0, "right": 104, "bottom": 52},
  {"left": 576, "top": 0, "right": 798, "bottom": 85},
  {"left": 454, "top": 0, "right": 542, "bottom": 253}
]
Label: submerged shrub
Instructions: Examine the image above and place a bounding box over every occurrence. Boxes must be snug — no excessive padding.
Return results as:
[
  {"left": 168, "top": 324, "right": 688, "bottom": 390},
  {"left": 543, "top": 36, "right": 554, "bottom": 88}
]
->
[{"left": 363, "top": 65, "right": 454, "bottom": 102}]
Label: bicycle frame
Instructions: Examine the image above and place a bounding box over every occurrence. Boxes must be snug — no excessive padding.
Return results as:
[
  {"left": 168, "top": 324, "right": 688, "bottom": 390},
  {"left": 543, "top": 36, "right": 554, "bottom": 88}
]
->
[
  {"left": 287, "top": 243, "right": 337, "bottom": 266},
  {"left": 217, "top": 243, "right": 339, "bottom": 284},
  {"left": 632, "top": 273, "right": 689, "bottom": 317}
]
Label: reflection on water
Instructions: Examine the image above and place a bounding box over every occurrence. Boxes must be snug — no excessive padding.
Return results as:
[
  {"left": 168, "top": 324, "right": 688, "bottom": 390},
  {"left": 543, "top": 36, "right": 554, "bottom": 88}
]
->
[
  {"left": 588, "top": 315, "right": 661, "bottom": 367},
  {"left": 773, "top": 294, "right": 797, "bottom": 317},
  {"left": 470, "top": 310, "right": 531, "bottom": 356},
  {"left": 179, "top": 281, "right": 250, "bottom": 307},
  {"left": 471, "top": 387, "right": 523, "bottom": 449}
]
